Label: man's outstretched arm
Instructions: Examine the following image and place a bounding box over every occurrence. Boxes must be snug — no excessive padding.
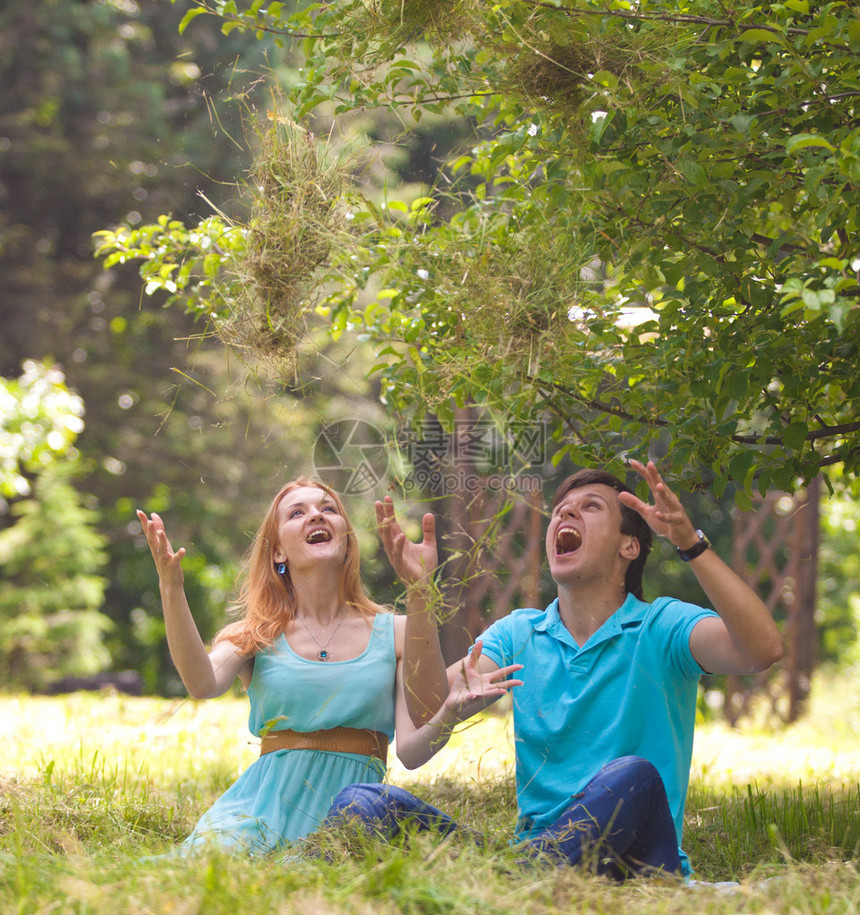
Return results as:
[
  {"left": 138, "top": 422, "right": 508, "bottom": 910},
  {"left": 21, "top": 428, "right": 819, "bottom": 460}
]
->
[{"left": 620, "top": 460, "right": 783, "bottom": 675}]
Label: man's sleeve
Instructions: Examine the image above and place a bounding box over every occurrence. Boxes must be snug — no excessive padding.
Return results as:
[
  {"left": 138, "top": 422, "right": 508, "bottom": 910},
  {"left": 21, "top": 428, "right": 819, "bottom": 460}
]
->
[
  {"left": 470, "top": 613, "right": 515, "bottom": 669},
  {"left": 653, "top": 597, "right": 718, "bottom": 677}
]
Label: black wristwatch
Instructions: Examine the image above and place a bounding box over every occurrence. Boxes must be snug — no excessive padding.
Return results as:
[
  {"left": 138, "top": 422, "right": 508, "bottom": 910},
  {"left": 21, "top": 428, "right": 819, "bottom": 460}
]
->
[{"left": 676, "top": 530, "right": 711, "bottom": 562}]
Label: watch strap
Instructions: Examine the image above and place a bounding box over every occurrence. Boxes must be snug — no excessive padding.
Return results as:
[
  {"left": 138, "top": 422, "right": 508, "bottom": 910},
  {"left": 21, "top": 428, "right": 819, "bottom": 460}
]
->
[{"left": 676, "top": 530, "right": 711, "bottom": 562}]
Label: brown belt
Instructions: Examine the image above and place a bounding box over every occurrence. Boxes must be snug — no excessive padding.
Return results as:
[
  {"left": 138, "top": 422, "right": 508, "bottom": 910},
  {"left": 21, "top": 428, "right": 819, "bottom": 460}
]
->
[{"left": 259, "top": 726, "right": 388, "bottom": 764}]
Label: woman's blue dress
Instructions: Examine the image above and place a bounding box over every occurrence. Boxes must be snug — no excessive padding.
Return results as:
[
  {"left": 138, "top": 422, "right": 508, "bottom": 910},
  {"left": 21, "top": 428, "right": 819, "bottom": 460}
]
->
[{"left": 181, "top": 612, "right": 396, "bottom": 854}]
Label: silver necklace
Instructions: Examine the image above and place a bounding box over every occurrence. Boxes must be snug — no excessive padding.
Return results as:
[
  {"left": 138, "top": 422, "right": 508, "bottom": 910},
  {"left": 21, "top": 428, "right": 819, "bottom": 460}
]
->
[{"left": 296, "top": 608, "right": 347, "bottom": 661}]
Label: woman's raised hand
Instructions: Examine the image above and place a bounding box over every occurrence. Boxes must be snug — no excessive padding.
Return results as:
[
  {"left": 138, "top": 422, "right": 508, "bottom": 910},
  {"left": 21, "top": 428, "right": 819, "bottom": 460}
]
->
[
  {"left": 375, "top": 496, "right": 438, "bottom": 586},
  {"left": 446, "top": 641, "right": 523, "bottom": 713},
  {"left": 136, "top": 510, "right": 186, "bottom": 586}
]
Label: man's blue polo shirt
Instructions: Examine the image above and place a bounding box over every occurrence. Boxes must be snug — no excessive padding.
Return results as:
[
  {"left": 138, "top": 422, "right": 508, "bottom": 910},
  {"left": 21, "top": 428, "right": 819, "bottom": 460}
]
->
[{"left": 478, "top": 593, "right": 716, "bottom": 853}]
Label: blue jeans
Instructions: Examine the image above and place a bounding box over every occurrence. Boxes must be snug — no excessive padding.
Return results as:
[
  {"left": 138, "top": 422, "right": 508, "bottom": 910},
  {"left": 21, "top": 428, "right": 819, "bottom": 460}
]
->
[{"left": 325, "top": 756, "right": 681, "bottom": 880}]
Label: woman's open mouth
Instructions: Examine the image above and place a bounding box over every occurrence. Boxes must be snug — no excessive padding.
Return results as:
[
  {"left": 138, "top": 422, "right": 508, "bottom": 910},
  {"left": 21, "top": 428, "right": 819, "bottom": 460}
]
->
[{"left": 306, "top": 528, "right": 332, "bottom": 544}]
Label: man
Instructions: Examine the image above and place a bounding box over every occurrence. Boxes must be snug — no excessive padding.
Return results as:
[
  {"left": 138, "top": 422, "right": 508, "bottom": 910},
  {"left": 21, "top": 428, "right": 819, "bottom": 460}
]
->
[{"left": 327, "top": 460, "right": 783, "bottom": 879}]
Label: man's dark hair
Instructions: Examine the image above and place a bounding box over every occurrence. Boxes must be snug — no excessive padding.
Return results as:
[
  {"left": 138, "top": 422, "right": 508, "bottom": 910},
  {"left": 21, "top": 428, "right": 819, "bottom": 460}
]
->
[{"left": 551, "top": 468, "right": 652, "bottom": 600}]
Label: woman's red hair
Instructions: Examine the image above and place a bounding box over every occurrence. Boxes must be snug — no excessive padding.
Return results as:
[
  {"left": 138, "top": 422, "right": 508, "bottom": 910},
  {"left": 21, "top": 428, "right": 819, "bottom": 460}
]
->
[{"left": 214, "top": 478, "right": 385, "bottom": 655}]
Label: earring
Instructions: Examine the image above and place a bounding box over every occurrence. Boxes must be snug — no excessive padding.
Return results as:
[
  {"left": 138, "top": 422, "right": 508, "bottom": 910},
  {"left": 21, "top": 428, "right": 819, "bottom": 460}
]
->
[{"left": 275, "top": 562, "right": 286, "bottom": 575}]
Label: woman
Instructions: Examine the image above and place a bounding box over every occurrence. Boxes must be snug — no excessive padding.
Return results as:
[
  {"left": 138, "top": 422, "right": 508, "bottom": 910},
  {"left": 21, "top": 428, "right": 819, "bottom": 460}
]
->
[{"left": 136, "top": 478, "right": 470, "bottom": 855}]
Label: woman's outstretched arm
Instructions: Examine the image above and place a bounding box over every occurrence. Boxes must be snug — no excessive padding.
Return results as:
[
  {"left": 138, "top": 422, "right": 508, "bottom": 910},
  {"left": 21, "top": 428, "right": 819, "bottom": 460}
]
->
[
  {"left": 393, "top": 640, "right": 523, "bottom": 770},
  {"left": 137, "top": 510, "right": 248, "bottom": 698},
  {"left": 376, "top": 497, "right": 448, "bottom": 727}
]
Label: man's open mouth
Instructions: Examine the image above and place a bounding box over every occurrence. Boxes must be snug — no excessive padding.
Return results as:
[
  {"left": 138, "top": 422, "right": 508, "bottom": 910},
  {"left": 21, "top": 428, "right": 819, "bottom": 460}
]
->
[
  {"left": 556, "top": 527, "right": 582, "bottom": 555},
  {"left": 306, "top": 528, "right": 332, "bottom": 544}
]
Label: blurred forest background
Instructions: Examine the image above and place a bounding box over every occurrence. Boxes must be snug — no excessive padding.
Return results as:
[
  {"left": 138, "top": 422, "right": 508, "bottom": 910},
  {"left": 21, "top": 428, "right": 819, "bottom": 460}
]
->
[{"left": 1, "top": 0, "right": 858, "bottom": 705}]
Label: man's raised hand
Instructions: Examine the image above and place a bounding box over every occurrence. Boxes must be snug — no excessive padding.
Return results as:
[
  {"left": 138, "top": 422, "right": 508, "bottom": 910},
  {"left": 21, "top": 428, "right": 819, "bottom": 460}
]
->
[{"left": 618, "top": 460, "right": 700, "bottom": 549}]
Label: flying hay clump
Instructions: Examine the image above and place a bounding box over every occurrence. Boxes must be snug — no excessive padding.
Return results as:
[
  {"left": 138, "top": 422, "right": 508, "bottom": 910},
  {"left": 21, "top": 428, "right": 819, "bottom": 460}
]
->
[
  {"left": 496, "top": 11, "right": 665, "bottom": 116},
  {"left": 219, "top": 120, "right": 353, "bottom": 374},
  {"left": 320, "top": 0, "right": 471, "bottom": 70}
]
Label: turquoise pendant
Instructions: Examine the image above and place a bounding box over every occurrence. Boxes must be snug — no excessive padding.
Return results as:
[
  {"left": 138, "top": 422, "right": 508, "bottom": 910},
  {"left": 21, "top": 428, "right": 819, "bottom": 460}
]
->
[{"left": 318, "top": 650, "right": 329, "bottom": 661}]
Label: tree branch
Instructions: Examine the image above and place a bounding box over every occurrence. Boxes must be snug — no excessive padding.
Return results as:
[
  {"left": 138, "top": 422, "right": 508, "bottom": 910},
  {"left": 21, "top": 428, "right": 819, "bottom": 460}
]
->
[
  {"left": 538, "top": 377, "right": 860, "bottom": 448},
  {"left": 525, "top": 2, "right": 852, "bottom": 50}
]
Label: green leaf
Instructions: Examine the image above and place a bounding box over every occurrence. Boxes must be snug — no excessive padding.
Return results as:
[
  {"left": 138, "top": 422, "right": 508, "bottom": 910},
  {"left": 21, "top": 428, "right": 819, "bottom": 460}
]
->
[
  {"left": 730, "top": 113, "right": 754, "bottom": 134},
  {"left": 202, "top": 253, "right": 221, "bottom": 278},
  {"left": 724, "top": 67, "right": 752, "bottom": 85},
  {"left": 177, "top": 6, "right": 207, "bottom": 33},
  {"left": 600, "top": 160, "right": 629, "bottom": 176},
  {"left": 729, "top": 449, "right": 755, "bottom": 484},
  {"left": 591, "top": 70, "right": 618, "bottom": 89},
  {"left": 803, "top": 164, "right": 831, "bottom": 194},
  {"left": 784, "top": 422, "right": 808, "bottom": 451},
  {"left": 734, "top": 488, "right": 754, "bottom": 512},
  {"left": 677, "top": 158, "right": 707, "bottom": 187},
  {"left": 738, "top": 27, "right": 785, "bottom": 44},
  {"left": 786, "top": 133, "right": 836, "bottom": 154}
]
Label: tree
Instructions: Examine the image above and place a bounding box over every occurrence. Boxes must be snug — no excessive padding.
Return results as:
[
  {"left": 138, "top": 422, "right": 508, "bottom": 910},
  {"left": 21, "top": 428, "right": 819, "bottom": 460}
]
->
[
  {"left": 0, "top": 0, "right": 264, "bottom": 375},
  {"left": 0, "top": 0, "right": 328, "bottom": 691},
  {"left": 816, "top": 475, "right": 860, "bottom": 664},
  {"left": 98, "top": 0, "right": 860, "bottom": 502},
  {"left": 0, "top": 362, "right": 110, "bottom": 689},
  {"left": 0, "top": 361, "right": 84, "bottom": 501},
  {"left": 0, "top": 467, "right": 112, "bottom": 691}
]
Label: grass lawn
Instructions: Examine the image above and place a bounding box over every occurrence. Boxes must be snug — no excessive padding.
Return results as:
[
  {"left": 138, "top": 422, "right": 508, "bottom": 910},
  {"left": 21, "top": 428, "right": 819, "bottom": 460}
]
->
[{"left": 1, "top": 667, "right": 859, "bottom": 913}]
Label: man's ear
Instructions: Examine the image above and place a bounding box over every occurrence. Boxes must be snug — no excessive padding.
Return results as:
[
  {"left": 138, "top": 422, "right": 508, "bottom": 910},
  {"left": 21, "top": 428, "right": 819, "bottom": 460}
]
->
[{"left": 621, "top": 536, "right": 640, "bottom": 560}]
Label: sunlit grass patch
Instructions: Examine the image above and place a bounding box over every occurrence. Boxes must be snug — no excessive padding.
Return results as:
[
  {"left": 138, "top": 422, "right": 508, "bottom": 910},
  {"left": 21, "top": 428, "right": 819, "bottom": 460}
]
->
[
  {"left": 0, "top": 693, "right": 251, "bottom": 787},
  {"left": 1, "top": 673, "right": 859, "bottom": 912},
  {"left": 685, "top": 780, "right": 860, "bottom": 881}
]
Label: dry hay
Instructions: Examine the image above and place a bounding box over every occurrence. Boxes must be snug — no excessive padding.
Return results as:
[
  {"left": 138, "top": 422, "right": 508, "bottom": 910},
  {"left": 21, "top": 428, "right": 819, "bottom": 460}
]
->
[
  {"left": 502, "top": 36, "right": 646, "bottom": 111},
  {"left": 218, "top": 119, "right": 354, "bottom": 375},
  {"left": 367, "top": 0, "right": 467, "bottom": 37},
  {"left": 411, "top": 223, "right": 588, "bottom": 378},
  {"left": 495, "top": 11, "right": 669, "bottom": 113},
  {"left": 323, "top": 0, "right": 472, "bottom": 67}
]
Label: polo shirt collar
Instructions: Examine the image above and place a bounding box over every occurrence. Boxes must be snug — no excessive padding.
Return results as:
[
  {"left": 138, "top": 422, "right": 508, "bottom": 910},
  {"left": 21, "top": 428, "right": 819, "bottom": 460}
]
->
[{"left": 533, "top": 593, "right": 646, "bottom": 651}]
